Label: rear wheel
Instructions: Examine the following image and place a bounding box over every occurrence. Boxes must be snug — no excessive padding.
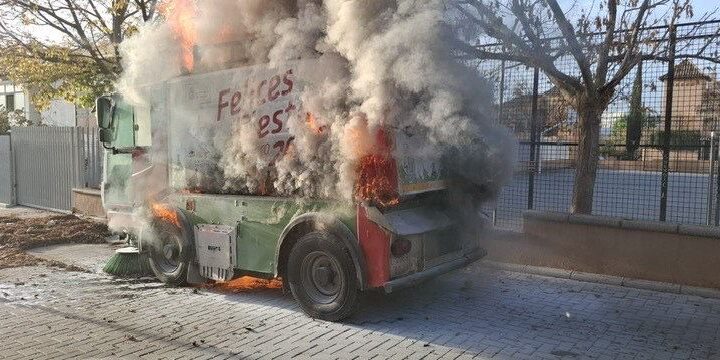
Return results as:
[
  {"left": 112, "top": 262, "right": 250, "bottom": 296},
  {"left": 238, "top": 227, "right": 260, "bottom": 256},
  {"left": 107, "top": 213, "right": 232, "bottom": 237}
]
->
[
  {"left": 287, "top": 231, "right": 359, "bottom": 321},
  {"left": 147, "top": 220, "right": 192, "bottom": 286}
]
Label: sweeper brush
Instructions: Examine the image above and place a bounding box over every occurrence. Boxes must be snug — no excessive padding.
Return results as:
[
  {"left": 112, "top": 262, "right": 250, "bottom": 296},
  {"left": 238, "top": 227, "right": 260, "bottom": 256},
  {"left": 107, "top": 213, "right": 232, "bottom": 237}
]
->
[{"left": 103, "top": 247, "right": 152, "bottom": 277}]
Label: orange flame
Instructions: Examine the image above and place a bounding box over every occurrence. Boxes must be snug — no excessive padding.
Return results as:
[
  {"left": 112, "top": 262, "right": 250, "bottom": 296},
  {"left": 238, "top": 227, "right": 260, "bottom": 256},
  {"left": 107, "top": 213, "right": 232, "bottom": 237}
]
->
[
  {"left": 151, "top": 203, "right": 181, "bottom": 228},
  {"left": 344, "top": 122, "right": 400, "bottom": 207},
  {"left": 342, "top": 117, "right": 374, "bottom": 160},
  {"left": 212, "top": 276, "right": 283, "bottom": 292},
  {"left": 159, "top": 0, "right": 198, "bottom": 72},
  {"left": 306, "top": 113, "right": 327, "bottom": 135},
  {"left": 355, "top": 154, "right": 400, "bottom": 208}
]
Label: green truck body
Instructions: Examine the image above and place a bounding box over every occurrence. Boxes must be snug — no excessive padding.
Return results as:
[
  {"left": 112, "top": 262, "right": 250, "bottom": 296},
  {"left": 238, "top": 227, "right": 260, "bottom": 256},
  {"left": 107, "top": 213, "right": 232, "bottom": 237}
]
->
[
  {"left": 98, "top": 59, "right": 485, "bottom": 320},
  {"left": 171, "top": 194, "right": 355, "bottom": 275}
]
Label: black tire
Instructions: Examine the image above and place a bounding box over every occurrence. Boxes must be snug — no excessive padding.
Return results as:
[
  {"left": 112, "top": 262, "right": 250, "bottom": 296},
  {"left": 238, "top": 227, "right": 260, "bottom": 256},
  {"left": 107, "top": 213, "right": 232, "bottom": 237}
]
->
[
  {"left": 147, "top": 220, "right": 192, "bottom": 286},
  {"left": 287, "top": 231, "right": 360, "bottom": 321}
]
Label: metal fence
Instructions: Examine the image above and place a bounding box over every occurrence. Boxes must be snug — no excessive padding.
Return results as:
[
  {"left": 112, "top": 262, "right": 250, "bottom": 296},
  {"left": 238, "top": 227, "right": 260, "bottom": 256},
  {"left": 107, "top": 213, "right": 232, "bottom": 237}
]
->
[
  {"left": 3, "top": 127, "right": 103, "bottom": 212},
  {"left": 80, "top": 127, "right": 103, "bottom": 189},
  {"left": 0, "top": 135, "right": 12, "bottom": 205},
  {"left": 479, "top": 20, "right": 720, "bottom": 231}
]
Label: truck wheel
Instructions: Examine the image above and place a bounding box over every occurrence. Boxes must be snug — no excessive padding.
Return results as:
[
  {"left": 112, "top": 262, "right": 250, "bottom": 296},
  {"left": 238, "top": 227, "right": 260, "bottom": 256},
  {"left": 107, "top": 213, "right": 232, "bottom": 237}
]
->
[
  {"left": 147, "top": 220, "right": 192, "bottom": 286},
  {"left": 287, "top": 231, "right": 359, "bottom": 321}
]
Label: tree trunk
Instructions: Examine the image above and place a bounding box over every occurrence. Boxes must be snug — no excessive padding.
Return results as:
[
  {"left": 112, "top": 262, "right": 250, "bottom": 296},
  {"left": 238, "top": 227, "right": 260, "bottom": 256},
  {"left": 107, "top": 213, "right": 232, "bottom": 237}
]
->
[
  {"left": 571, "top": 104, "right": 603, "bottom": 214},
  {"left": 625, "top": 63, "right": 644, "bottom": 160}
]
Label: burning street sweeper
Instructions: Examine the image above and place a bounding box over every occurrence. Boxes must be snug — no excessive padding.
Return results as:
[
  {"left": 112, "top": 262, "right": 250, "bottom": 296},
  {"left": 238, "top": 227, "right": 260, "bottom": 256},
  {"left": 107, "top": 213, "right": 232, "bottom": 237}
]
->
[{"left": 99, "top": 0, "right": 517, "bottom": 321}]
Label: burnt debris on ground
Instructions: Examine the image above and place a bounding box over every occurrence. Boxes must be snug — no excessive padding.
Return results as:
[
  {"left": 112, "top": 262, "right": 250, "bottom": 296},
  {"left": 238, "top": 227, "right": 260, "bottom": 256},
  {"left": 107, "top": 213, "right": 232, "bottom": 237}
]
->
[{"left": 0, "top": 214, "right": 109, "bottom": 269}]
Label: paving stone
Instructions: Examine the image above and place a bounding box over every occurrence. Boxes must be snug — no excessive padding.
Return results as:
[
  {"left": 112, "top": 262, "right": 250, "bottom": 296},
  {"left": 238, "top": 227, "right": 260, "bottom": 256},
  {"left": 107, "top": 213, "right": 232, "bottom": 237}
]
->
[{"left": 0, "top": 264, "right": 718, "bottom": 359}]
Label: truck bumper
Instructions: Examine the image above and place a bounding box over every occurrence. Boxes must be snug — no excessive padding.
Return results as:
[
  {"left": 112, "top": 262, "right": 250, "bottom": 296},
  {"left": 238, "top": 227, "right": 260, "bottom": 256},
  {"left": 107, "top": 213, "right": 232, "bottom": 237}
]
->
[{"left": 382, "top": 247, "right": 486, "bottom": 294}]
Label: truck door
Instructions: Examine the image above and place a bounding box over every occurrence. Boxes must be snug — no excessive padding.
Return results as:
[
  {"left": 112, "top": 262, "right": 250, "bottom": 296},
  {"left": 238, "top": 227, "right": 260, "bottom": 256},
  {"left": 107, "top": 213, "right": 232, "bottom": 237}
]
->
[{"left": 101, "top": 98, "right": 137, "bottom": 210}]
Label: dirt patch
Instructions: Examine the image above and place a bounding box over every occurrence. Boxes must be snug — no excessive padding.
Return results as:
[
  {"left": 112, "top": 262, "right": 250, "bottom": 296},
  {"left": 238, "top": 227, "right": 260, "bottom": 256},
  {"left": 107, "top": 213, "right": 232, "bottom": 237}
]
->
[{"left": 0, "top": 214, "right": 109, "bottom": 270}]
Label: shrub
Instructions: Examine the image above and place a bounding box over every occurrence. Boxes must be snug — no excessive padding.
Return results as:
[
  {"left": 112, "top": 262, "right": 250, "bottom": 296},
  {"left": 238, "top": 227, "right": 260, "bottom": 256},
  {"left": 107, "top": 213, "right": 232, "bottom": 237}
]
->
[
  {"left": 0, "top": 106, "right": 30, "bottom": 134},
  {"left": 650, "top": 130, "right": 703, "bottom": 147}
]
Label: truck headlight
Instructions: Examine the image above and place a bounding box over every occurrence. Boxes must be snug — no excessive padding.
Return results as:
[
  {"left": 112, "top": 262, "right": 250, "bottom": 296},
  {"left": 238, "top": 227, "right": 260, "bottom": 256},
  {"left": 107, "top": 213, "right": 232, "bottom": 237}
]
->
[{"left": 391, "top": 237, "right": 412, "bottom": 257}]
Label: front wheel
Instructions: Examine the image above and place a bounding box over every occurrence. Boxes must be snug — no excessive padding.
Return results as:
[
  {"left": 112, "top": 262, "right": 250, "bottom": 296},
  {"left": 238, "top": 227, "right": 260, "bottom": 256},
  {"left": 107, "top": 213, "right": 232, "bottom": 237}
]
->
[
  {"left": 287, "top": 231, "right": 360, "bottom": 321},
  {"left": 147, "top": 220, "right": 192, "bottom": 286}
]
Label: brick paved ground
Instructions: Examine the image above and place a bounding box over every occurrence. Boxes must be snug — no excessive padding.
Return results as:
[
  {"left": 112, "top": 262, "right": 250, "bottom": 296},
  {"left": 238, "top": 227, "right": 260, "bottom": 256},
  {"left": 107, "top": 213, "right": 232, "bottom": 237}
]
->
[{"left": 1, "top": 263, "right": 719, "bottom": 359}]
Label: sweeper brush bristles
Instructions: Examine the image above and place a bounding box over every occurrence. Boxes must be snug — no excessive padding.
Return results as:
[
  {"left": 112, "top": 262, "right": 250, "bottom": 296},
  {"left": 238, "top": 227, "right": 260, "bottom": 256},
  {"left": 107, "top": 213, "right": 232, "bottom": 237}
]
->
[{"left": 103, "top": 247, "right": 153, "bottom": 277}]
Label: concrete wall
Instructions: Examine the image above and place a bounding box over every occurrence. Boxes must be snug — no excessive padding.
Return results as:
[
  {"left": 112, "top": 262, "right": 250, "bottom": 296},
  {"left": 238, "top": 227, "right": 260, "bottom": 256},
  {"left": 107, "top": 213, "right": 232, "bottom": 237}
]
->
[
  {"left": 72, "top": 188, "right": 105, "bottom": 218},
  {"left": 0, "top": 135, "right": 13, "bottom": 206},
  {"left": 481, "top": 211, "right": 720, "bottom": 289}
]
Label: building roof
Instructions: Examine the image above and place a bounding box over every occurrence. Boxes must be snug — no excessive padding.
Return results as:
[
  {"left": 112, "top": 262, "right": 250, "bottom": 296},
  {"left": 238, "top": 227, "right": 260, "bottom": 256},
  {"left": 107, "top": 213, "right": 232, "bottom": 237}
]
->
[{"left": 659, "top": 59, "right": 712, "bottom": 81}]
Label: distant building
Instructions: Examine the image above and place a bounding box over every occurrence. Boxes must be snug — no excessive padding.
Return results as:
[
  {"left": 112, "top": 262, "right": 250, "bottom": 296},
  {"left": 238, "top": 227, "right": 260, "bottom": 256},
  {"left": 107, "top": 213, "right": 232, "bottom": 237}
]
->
[
  {"left": 0, "top": 79, "right": 94, "bottom": 127},
  {"left": 0, "top": 80, "right": 37, "bottom": 120},
  {"left": 659, "top": 59, "right": 720, "bottom": 132},
  {"left": 498, "top": 86, "right": 577, "bottom": 139}
]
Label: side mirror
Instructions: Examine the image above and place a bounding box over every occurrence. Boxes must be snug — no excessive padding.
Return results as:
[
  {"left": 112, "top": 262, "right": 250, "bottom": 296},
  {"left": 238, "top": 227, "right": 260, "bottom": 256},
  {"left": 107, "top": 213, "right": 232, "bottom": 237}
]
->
[
  {"left": 99, "top": 128, "right": 114, "bottom": 143},
  {"left": 96, "top": 97, "right": 115, "bottom": 130}
]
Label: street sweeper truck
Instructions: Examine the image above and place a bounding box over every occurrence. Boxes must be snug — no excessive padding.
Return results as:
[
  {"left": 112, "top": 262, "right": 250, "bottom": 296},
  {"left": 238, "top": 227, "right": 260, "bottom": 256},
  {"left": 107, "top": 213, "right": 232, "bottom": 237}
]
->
[{"left": 97, "top": 59, "right": 487, "bottom": 321}]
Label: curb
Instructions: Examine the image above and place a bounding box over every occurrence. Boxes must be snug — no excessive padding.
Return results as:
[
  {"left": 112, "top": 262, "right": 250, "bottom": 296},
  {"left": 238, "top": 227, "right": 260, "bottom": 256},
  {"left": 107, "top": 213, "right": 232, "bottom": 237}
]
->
[
  {"left": 524, "top": 210, "right": 720, "bottom": 239},
  {"left": 481, "top": 260, "right": 720, "bottom": 300}
]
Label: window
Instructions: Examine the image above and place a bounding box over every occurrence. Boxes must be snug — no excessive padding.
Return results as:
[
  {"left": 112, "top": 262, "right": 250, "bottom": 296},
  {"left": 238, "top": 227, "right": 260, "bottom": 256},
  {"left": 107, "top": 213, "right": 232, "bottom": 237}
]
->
[{"left": 5, "top": 94, "right": 15, "bottom": 111}]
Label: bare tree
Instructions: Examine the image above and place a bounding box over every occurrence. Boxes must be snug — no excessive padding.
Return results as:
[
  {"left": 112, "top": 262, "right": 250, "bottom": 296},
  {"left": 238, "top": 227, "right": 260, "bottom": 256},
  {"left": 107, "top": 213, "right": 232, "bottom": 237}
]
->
[
  {"left": 453, "top": 0, "right": 720, "bottom": 214},
  {"left": 0, "top": 0, "right": 158, "bottom": 107}
]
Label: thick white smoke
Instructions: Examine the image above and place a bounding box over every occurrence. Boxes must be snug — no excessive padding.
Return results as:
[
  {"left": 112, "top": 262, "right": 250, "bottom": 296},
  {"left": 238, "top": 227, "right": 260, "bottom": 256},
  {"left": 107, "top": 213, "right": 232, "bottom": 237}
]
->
[{"left": 117, "top": 0, "right": 517, "bottom": 204}]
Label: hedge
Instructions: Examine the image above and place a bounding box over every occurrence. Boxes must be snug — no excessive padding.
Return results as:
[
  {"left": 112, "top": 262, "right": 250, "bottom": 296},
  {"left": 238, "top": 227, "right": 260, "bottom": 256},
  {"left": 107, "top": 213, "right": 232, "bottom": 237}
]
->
[{"left": 650, "top": 130, "right": 704, "bottom": 147}]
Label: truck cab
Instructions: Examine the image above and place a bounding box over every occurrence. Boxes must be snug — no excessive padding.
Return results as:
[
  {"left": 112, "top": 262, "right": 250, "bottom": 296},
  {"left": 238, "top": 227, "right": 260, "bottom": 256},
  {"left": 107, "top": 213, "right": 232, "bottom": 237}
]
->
[{"left": 97, "top": 60, "right": 486, "bottom": 321}]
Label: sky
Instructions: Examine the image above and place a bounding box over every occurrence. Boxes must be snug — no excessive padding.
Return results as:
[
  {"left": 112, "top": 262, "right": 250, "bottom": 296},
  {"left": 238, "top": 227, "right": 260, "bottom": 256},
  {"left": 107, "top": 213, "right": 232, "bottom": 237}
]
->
[
  {"left": 557, "top": 0, "right": 719, "bottom": 21},
  {"left": 23, "top": 0, "right": 720, "bottom": 43},
  {"left": 691, "top": 0, "right": 718, "bottom": 16}
]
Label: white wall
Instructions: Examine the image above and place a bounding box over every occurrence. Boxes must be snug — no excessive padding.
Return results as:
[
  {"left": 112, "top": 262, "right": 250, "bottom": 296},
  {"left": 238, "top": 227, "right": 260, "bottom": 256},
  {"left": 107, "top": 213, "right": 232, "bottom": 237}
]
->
[{"left": 41, "top": 100, "right": 77, "bottom": 126}]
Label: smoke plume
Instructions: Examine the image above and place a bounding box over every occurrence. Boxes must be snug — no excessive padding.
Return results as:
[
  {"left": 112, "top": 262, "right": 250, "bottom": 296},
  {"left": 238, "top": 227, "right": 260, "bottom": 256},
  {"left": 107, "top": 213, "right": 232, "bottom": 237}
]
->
[{"left": 116, "top": 0, "right": 517, "bottom": 205}]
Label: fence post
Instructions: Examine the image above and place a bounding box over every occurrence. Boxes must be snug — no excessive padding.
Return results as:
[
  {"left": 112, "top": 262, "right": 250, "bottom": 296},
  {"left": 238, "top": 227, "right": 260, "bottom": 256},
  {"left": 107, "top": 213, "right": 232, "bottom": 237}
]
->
[
  {"left": 494, "top": 59, "right": 507, "bottom": 225},
  {"left": 83, "top": 127, "right": 89, "bottom": 188},
  {"left": 528, "top": 67, "right": 540, "bottom": 210},
  {"left": 715, "top": 143, "right": 720, "bottom": 225},
  {"left": 659, "top": 25, "right": 677, "bottom": 222},
  {"left": 707, "top": 132, "right": 715, "bottom": 226},
  {"left": 9, "top": 132, "right": 16, "bottom": 206},
  {"left": 72, "top": 128, "right": 82, "bottom": 190}
]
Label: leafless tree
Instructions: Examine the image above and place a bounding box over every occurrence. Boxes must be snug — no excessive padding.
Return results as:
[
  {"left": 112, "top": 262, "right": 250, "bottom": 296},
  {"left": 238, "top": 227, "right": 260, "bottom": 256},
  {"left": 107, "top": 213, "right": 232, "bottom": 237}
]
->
[{"left": 453, "top": 0, "right": 720, "bottom": 214}]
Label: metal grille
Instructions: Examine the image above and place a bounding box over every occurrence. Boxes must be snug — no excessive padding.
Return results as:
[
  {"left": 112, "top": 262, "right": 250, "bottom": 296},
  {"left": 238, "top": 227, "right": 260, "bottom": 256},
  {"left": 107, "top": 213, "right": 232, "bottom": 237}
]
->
[{"left": 478, "top": 20, "right": 720, "bottom": 230}]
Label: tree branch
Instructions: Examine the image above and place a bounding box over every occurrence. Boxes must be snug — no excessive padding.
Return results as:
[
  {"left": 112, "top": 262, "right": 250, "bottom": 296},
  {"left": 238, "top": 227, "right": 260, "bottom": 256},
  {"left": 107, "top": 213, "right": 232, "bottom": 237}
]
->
[
  {"left": 594, "top": 0, "right": 617, "bottom": 85},
  {"left": 602, "top": 0, "right": 653, "bottom": 91},
  {"left": 455, "top": 0, "right": 582, "bottom": 92},
  {"left": 544, "top": 0, "right": 595, "bottom": 89}
]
